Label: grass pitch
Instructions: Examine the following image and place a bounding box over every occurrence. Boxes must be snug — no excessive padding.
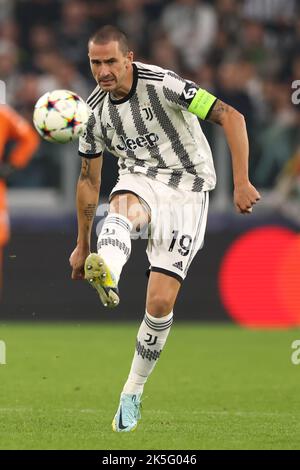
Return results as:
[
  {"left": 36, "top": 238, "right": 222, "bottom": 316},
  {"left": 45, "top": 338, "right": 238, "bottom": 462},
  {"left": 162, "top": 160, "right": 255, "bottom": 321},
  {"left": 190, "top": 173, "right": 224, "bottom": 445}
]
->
[{"left": 0, "top": 322, "right": 299, "bottom": 450}]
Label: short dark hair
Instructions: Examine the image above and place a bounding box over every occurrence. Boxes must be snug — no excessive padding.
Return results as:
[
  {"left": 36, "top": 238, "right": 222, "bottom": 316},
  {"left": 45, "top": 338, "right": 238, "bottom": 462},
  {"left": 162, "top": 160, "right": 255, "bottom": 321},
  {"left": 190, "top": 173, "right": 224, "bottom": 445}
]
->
[{"left": 89, "top": 25, "right": 129, "bottom": 55}]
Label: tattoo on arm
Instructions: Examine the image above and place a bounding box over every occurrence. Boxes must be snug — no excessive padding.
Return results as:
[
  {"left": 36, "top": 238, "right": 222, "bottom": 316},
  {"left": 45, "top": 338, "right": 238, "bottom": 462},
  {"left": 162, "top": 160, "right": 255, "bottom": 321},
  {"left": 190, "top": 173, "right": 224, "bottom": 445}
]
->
[
  {"left": 80, "top": 158, "right": 91, "bottom": 180},
  {"left": 83, "top": 203, "right": 96, "bottom": 222},
  {"left": 207, "top": 99, "right": 230, "bottom": 125}
]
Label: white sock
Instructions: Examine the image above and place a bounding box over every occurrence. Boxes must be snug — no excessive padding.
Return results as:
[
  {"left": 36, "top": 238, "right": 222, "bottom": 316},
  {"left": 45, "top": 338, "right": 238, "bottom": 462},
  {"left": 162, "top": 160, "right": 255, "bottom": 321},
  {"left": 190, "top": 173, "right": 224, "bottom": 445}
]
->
[
  {"left": 122, "top": 310, "right": 173, "bottom": 395},
  {"left": 97, "top": 213, "right": 132, "bottom": 283}
]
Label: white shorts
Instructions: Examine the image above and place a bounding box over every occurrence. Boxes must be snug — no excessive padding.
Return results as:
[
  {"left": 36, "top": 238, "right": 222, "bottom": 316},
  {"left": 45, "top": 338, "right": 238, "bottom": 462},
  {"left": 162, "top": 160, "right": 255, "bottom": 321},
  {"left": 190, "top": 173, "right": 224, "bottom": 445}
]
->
[{"left": 110, "top": 173, "right": 209, "bottom": 282}]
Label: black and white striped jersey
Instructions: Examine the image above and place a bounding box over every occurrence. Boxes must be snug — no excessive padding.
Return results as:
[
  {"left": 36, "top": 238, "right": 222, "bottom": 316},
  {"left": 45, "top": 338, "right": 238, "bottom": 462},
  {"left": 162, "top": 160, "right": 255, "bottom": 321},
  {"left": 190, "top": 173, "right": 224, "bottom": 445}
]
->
[{"left": 79, "top": 61, "right": 217, "bottom": 192}]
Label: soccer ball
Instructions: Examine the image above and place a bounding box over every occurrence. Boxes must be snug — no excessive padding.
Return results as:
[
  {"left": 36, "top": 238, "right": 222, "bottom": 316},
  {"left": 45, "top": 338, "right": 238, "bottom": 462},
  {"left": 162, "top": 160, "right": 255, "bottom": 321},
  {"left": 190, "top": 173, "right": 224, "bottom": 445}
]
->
[{"left": 33, "top": 89, "right": 89, "bottom": 144}]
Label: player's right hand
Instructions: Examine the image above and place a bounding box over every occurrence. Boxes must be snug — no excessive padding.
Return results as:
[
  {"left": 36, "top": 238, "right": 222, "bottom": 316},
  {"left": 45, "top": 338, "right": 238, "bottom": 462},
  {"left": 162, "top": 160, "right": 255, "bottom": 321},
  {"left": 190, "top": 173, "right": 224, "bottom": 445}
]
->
[
  {"left": 69, "top": 245, "right": 90, "bottom": 280},
  {"left": 234, "top": 181, "right": 261, "bottom": 214}
]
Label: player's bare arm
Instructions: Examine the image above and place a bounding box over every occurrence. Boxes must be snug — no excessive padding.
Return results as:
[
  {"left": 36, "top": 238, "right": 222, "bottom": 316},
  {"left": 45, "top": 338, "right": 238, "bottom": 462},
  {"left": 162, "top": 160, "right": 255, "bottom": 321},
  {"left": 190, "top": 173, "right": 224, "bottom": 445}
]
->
[
  {"left": 208, "top": 99, "right": 261, "bottom": 214},
  {"left": 69, "top": 156, "right": 102, "bottom": 279}
]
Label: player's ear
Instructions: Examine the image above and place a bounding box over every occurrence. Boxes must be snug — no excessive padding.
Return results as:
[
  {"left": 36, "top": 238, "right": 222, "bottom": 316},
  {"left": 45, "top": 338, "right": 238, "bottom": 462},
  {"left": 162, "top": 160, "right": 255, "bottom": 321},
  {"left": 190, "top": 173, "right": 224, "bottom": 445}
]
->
[{"left": 126, "top": 51, "right": 134, "bottom": 63}]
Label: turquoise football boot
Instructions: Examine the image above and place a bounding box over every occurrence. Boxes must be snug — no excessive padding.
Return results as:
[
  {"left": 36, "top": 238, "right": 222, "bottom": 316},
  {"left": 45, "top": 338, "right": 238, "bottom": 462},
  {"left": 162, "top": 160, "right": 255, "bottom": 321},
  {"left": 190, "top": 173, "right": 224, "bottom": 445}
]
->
[{"left": 112, "top": 393, "right": 142, "bottom": 432}]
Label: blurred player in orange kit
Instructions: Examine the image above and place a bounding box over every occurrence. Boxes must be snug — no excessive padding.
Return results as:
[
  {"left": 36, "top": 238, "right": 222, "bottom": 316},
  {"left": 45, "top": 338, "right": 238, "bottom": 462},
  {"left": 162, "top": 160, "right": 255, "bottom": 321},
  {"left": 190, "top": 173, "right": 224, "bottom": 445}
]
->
[{"left": 0, "top": 105, "right": 39, "bottom": 296}]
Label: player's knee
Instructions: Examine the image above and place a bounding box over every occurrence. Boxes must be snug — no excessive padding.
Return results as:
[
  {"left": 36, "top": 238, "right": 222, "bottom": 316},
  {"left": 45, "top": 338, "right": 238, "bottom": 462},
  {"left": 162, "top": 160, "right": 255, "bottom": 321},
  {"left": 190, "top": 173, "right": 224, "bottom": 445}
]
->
[
  {"left": 109, "top": 193, "right": 149, "bottom": 229},
  {"left": 147, "top": 295, "right": 174, "bottom": 317}
]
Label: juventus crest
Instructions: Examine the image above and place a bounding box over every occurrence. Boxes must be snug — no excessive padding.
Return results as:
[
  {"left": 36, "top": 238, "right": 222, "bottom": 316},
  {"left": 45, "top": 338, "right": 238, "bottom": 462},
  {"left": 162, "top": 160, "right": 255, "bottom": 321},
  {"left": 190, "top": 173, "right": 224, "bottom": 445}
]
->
[{"left": 142, "top": 107, "right": 154, "bottom": 121}]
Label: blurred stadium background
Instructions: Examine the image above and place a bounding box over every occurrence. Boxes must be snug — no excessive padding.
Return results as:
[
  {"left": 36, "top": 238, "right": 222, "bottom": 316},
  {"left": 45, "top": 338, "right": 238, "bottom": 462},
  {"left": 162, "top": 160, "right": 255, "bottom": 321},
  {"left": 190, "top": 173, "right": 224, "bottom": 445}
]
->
[
  {"left": 1, "top": 0, "right": 299, "bottom": 326},
  {"left": 1, "top": 0, "right": 300, "bottom": 451}
]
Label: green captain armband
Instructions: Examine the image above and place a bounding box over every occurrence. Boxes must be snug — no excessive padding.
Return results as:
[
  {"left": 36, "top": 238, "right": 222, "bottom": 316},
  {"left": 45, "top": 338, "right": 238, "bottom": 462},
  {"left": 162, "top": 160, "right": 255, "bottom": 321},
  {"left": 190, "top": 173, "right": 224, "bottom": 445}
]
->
[{"left": 188, "top": 89, "right": 217, "bottom": 120}]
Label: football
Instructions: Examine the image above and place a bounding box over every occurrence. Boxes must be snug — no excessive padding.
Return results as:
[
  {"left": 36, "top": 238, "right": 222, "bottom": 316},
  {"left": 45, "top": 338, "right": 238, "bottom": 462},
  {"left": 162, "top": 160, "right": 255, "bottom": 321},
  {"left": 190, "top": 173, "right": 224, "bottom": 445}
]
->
[{"left": 33, "top": 89, "right": 89, "bottom": 144}]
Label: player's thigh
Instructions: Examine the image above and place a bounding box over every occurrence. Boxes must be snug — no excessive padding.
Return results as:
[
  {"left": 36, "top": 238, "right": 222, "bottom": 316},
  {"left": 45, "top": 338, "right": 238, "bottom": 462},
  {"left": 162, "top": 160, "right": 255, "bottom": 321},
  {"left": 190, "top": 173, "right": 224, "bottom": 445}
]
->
[
  {"left": 110, "top": 192, "right": 149, "bottom": 229},
  {"left": 147, "top": 190, "right": 209, "bottom": 281},
  {"left": 146, "top": 271, "right": 181, "bottom": 317}
]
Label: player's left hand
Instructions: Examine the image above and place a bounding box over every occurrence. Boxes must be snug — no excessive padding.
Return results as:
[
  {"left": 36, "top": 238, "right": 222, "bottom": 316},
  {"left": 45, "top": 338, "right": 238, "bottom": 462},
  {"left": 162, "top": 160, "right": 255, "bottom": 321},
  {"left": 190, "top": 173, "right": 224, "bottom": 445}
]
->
[{"left": 234, "top": 182, "right": 261, "bottom": 214}]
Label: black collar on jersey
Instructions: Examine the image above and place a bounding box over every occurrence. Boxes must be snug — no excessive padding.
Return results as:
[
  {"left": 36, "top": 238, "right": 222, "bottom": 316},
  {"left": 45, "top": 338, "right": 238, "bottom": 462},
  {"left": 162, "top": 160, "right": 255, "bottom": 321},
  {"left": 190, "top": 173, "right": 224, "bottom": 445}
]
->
[{"left": 109, "top": 63, "right": 138, "bottom": 105}]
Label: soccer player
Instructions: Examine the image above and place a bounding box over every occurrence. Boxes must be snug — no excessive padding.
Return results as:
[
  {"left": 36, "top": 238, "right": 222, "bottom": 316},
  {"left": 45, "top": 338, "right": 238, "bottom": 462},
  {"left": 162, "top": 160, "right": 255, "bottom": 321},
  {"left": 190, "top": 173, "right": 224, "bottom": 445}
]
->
[
  {"left": 0, "top": 105, "right": 39, "bottom": 297},
  {"left": 69, "top": 25, "right": 261, "bottom": 432}
]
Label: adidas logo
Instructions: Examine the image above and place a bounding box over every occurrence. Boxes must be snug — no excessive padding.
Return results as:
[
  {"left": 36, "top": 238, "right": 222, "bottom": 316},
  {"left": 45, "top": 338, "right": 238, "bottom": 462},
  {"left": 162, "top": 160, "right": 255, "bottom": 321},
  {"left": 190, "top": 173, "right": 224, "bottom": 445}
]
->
[
  {"left": 106, "top": 122, "right": 113, "bottom": 129},
  {"left": 172, "top": 261, "right": 183, "bottom": 271}
]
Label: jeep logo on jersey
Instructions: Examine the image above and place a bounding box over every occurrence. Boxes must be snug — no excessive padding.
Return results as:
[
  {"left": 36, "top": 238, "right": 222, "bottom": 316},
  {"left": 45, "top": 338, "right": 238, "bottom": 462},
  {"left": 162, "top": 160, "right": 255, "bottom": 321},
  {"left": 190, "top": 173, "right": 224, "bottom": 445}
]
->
[
  {"left": 116, "top": 133, "right": 159, "bottom": 151},
  {"left": 181, "top": 82, "right": 199, "bottom": 105}
]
